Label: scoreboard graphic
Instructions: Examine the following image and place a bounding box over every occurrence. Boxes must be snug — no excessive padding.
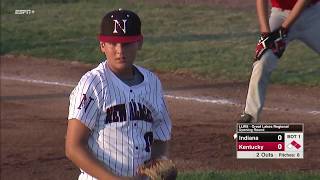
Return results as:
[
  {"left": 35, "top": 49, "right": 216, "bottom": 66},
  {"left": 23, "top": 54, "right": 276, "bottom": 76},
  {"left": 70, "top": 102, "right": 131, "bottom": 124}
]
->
[{"left": 236, "top": 123, "right": 303, "bottom": 159}]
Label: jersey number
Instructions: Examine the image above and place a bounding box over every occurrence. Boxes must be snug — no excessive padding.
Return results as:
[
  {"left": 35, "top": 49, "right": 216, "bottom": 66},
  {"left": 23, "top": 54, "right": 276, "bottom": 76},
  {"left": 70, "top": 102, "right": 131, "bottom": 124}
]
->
[{"left": 144, "top": 132, "right": 154, "bottom": 152}]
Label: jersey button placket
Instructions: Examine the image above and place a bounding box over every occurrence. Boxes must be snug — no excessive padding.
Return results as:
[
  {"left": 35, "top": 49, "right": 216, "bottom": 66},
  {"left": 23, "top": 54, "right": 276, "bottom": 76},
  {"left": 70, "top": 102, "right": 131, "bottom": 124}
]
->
[
  {"left": 129, "top": 89, "right": 135, "bottom": 132},
  {"left": 130, "top": 89, "right": 139, "bottom": 153},
  {"left": 130, "top": 89, "right": 134, "bottom": 102}
]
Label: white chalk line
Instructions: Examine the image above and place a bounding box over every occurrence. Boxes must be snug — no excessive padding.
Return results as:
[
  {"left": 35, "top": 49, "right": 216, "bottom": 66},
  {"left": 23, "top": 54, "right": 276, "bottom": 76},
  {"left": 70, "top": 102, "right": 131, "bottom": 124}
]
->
[
  {"left": 1, "top": 76, "right": 75, "bottom": 87},
  {"left": 164, "top": 94, "right": 238, "bottom": 106},
  {"left": 2, "top": 76, "right": 320, "bottom": 115}
]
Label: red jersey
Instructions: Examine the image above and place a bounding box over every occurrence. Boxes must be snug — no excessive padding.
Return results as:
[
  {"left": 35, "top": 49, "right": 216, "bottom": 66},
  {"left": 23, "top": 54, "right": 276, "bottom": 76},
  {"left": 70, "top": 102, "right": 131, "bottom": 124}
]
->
[{"left": 271, "top": 0, "right": 319, "bottom": 10}]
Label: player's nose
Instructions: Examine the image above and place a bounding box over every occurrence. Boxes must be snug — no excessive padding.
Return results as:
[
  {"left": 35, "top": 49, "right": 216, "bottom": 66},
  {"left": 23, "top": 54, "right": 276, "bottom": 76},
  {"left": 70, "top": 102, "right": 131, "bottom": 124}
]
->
[{"left": 115, "top": 43, "right": 125, "bottom": 54}]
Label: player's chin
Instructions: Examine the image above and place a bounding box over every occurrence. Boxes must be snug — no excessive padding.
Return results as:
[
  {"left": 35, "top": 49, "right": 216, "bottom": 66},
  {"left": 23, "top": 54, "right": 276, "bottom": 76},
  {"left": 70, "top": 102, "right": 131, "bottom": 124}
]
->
[{"left": 115, "top": 62, "right": 134, "bottom": 70}]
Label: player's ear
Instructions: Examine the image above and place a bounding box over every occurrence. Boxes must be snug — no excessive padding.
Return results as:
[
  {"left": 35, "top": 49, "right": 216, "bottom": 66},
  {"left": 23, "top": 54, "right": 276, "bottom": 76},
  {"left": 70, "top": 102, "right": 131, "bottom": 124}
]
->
[
  {"left": 100, "top": 42, "right": 106, "bottom": 53},
  {"left": 137, "top": 39, "right": 143, "bottom": 50}
]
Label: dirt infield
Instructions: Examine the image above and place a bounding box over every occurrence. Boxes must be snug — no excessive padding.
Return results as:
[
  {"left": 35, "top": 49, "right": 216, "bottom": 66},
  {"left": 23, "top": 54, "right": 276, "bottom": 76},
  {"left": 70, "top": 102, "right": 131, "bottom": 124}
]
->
[{"left": 1, "top": 55, "right": 320, "bottom": 179}]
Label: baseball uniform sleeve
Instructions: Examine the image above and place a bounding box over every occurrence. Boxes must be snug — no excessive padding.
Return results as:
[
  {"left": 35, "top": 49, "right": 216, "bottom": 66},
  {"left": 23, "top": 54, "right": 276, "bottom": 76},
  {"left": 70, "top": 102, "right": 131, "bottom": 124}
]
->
[
  {"left": 152, "top": 78, "right": 172, "bottom": 141},
  {"left": 68, "top": 73, "right": 101, "bottom": 130}
]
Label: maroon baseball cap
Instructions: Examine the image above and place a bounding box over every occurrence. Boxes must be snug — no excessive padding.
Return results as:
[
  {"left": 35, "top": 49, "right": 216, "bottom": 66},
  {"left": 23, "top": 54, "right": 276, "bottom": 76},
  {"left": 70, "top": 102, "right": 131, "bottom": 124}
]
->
[{"left": 99, "top": 9, "right": 143, "bottom": 43}]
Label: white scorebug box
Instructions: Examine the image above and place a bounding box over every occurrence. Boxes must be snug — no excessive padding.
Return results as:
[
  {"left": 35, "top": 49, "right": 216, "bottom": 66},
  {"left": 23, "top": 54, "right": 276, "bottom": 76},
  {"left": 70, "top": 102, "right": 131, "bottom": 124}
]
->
[{"left": 235, "top": 123, "right": 304, "bottom": 159}]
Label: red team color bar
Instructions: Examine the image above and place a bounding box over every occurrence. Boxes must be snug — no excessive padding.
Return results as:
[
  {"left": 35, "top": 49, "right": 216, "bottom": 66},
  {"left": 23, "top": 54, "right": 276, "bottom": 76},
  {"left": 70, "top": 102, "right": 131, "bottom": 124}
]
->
[{"left": 238, "top": 142, "right": 285, "bottom": 151}]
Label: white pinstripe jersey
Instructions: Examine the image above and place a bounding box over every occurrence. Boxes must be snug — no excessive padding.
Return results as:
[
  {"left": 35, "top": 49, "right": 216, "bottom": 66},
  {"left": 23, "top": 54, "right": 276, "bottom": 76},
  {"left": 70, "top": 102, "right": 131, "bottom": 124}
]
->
[{"left": 68, "top": 61, "right": 172, "bottom": 180}]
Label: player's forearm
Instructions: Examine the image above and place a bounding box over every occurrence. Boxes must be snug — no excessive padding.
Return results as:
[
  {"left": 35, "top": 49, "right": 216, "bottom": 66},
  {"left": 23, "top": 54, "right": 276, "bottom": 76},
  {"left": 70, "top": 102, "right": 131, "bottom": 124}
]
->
[
  {"left": 256, "top": 0, "right": 270, "bottom": 33},
  {"left": 151, "top": 140, "right": 169, "bottom": 159},
  {"left": 282, "top": 0, "right": 311, "bottom": 29},
  {"left": 66, "top": 143, "right": 120, "bottom": 180}
]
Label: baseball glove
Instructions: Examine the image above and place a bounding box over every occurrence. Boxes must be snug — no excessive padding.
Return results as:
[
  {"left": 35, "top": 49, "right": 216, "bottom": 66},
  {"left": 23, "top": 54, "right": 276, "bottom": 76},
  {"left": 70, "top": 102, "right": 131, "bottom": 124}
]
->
[
  {"left": 254, "top": 26, "right": 288, "bottom": 61},
  {"left": 138, "top": 158, "right": 177, "bottom": 180}
]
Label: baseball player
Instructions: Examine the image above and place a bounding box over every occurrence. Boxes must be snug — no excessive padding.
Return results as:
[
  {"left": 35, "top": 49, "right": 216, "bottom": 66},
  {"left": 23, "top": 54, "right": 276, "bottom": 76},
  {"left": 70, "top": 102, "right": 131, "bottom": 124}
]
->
[
  {"left": 238, "top": 0, "right": 320, "bottom": 123},
  {"left": 65, "top": 9, "right": 172, "bottom": 180}
]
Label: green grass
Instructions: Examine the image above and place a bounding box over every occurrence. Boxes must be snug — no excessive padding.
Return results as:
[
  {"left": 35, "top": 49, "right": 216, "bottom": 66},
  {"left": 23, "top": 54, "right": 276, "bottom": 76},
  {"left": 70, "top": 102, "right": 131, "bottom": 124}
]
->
[
  {"left": 177, "top": 171, "right": 320, "bottom": 180},
  {"left": 1, "top": 0, "right": 319, "bottom": 85}
]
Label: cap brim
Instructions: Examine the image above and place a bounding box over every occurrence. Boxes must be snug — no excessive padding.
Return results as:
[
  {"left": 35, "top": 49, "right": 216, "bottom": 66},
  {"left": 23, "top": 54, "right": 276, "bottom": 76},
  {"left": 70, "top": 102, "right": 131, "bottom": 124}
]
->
[{"left": 99, "top": 35, "right": 143, "bottom": 43}]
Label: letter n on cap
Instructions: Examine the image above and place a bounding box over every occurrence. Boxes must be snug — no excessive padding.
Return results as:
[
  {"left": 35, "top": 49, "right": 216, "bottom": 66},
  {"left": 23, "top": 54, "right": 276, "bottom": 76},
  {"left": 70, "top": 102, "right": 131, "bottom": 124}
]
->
[{"left": 113, "top": 19, "right": 127, "bottom": 34}]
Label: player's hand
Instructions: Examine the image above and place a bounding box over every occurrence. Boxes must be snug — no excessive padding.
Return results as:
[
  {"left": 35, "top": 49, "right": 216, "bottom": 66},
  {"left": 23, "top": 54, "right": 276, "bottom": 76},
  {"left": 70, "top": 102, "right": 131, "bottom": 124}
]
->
[
  {"left": 254, "top": 26, "right": 288, "bottom": 61},
  {"left": 270, "top": 26, "right": 288, "bottom": 58},
  {"left": 254, "top": 32, "right": 271, "bottom": 61}
]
